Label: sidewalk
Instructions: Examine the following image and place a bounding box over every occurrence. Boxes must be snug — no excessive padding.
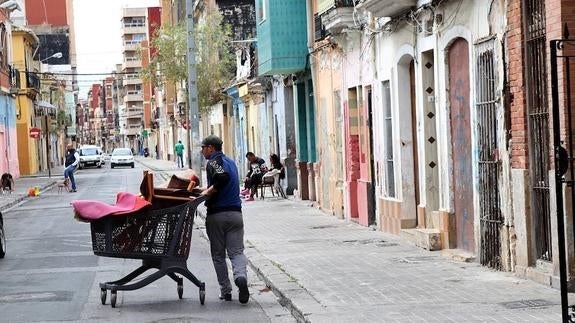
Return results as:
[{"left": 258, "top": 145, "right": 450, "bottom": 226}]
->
[
  {"left": 136, "top": 156, "right": 563, "bottom": 322},
  {"left": 0, "top": 168, "right": 62, "bottom": 212}
]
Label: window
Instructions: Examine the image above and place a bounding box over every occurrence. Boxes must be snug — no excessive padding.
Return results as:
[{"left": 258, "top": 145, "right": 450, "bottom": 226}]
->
[
  {"left": 256, "top": 0, "right": 267, "bottom": 23},
  {"left": 382, "top": 81, "right": 395, "bottom": 197},
  {"left": 132, "top": 34, "right": 146, "bottom": 42},
  {"left": 0, "top": 24, "right": 7, "bottom": 69}
]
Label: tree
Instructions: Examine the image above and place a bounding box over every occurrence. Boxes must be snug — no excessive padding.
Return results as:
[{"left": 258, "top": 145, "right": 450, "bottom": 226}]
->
[{"left": 140, "top": 7, "right": 234, "bottom": 113}]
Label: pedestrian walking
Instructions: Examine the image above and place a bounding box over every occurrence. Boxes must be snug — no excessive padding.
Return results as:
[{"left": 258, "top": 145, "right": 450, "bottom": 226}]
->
[
  {"left": 199, "top": 135, "right": 249, "bottom": 304},
  {"left": 174, "top": 140, "right": 185, "bottom": 168},
  {"left": 64, "top": 143, "right": 79, "bottom": 192}
]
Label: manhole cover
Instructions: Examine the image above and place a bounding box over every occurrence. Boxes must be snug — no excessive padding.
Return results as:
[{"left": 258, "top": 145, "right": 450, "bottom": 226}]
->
[{"left": 501, "top": 299, "right": 554, "bottom": 309}]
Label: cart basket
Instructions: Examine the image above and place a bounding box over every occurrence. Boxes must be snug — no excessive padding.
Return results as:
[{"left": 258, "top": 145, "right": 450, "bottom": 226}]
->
[{"left": 90, "top": 196, "right": 206, "bottom": 260}]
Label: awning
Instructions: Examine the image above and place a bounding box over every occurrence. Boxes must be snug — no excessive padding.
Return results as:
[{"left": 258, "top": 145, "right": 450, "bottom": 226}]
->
[{"left": 34, "top": 100, "right": 57, "bottom": 110}]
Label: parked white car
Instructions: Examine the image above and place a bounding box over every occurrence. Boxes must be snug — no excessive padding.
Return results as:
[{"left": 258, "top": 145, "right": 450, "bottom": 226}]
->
[{"left": 110, "top": 148, "right": 135, "bottom": 168}]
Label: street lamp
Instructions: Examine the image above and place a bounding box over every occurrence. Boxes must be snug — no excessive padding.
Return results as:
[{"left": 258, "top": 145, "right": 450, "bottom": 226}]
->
[{"left": 40, "top": 52, "right": 63, "bottom": 63}]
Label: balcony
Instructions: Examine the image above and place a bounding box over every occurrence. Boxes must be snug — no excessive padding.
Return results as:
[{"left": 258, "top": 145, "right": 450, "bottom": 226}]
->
[
  {"left": 123, "top": 91, "right": 143, "bottom": 103},
  {"left": 318, "top": 0, "right": 355, "bottom": 14},
  {"left": 25, "top": 72, "right": 40, "bottom": 92},
  {"left": 256, "top": 0, "right": 308, "bottom": 75},
  {"left": 123, "top": 40, "right": 141, "bottom": 52},
  {"left": 9, "top": 66, "right": 20, "bottom": 94},
  {"left": 124, "top": 73, "right": 142, "bottom": 85},
  {"left": 125, "top": 106, "right": 143, "bottom": 118},
  {"left": 321, "top": 1, "right": 356, "bottom": 35},
  {"left": 122, "top": 124, "right": 141, "bottom": 136},
  {"left": 122, "top": 23, "right": 146, "bottom": 35},
  {"left": 122, "top": 57, "right": 142, "bottom": 70},
  {"left": 356, "top": 0, "right": 416, "bottom": 18}
]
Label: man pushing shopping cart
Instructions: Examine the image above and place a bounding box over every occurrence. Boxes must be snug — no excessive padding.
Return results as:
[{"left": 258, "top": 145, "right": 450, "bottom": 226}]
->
[
  {"left": 198, "top": 135, "right": 250, "bottom": 304},
  {"left": 73, "top": 135, "right": 249, "bottom": 307}
]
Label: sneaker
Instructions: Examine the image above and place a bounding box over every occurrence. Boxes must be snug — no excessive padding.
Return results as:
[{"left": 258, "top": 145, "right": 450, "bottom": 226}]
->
[
  {"left": 70, "top": 189, "right": 77, "bottom": 193},
  {"left": 219, "top": 293, "right": 232, "bottom": 301},
  {"left": 235, "top": 277, "right": 249, "bottom": 304},
  {"left": 244, "top": 196, "right": 254, "bottom": 202}
]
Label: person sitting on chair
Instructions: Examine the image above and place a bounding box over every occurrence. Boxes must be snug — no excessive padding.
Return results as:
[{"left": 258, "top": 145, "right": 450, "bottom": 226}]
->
[
  {"left": 240, "top": 152, "right": 267, "bottom": 201},
  {"left": 262, "top": 154, "right": 286, "bottom": 197},
  {"left": 1, "top": 173, "right": 14, "bottom": 193}
]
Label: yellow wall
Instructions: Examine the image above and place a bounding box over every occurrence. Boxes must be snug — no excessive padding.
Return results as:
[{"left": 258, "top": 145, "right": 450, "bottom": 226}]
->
[{"left": 13, "top": 31, "right": 40, "bottom": 175}]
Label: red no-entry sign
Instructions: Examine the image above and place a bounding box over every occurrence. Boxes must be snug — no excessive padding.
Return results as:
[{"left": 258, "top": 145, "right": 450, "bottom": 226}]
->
[{"left": 29, "top": 127, "right": 41, "bottom": 139}]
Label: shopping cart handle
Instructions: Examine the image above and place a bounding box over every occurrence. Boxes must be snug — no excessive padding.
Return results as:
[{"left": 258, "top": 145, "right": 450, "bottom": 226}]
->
[{"left": 189, "top": 195, "right": 208, "bottom": 208}]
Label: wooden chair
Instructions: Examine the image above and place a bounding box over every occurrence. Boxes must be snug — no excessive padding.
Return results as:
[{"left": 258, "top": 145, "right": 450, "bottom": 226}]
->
[{"left": 140, "top": 171, "right": 201, "bottom": 208}]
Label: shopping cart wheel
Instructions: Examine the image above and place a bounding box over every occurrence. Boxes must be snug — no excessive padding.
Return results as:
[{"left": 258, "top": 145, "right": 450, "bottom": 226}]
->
[
  {"left": 199, "top": 282, "right": 205, "bottom": 305},
  {"left": 177, "top": 281, "right": 183, "bottom": 299},
  {"left": 110, "top": 291, "right": 117, "bottom": 308},
  {"left": 100, "top": 289, "right": 107, "bottom": 305}
]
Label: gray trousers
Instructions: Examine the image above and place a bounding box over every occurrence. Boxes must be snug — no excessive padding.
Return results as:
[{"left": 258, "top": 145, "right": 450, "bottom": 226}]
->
[{"left": 205, "top": 210, "right": 247, "bottom": 295}]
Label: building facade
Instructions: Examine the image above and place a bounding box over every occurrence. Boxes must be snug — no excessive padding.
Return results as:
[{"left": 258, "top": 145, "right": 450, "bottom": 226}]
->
[
  {"left": 0, "top": 8, "right": 19, "bottom": 177},
  {"left": 119, "top": 7, "right": 160, "bottom": 154}
]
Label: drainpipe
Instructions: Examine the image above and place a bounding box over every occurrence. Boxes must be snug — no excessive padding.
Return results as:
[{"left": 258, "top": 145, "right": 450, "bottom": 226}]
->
[{"left": 305, "top": 0, "right": 317, "bottom": 202}]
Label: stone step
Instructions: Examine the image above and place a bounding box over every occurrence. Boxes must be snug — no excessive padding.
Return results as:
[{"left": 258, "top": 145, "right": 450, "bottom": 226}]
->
[{"left": 401, "top": 228, "right": 442, "bottom": 251}]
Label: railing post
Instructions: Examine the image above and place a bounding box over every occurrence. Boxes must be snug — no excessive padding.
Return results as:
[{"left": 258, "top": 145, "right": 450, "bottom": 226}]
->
[{"left": 550, "top": 37, "right": 570, "bottom": 323}]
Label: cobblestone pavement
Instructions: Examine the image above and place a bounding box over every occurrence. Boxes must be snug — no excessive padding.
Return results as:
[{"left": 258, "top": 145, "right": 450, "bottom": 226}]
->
[{"left": 136, "top": 156, "right": 565, "bottom": 322}]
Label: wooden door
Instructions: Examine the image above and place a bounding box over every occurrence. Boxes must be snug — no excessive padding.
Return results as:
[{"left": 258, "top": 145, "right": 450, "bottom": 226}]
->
[{"left": 448, "top": 38, "right": 474, "bottom": 252}]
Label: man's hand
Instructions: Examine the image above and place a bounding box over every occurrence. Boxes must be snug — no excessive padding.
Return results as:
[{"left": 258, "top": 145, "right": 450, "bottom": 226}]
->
[{"left": 200, "top": 186, "right": 216, "bottom": 197}]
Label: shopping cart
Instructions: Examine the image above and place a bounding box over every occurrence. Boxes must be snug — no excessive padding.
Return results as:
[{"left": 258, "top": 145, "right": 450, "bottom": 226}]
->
[{"left": 91, "top": 171, "right": 206, "bottom": 308}]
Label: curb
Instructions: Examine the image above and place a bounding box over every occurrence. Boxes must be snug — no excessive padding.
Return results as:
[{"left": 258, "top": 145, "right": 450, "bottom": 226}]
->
[
  {"left": 0, "top": 181, "right": 58, "bottom": 212},
  {"left": 194, "top": 208, "right": 312, "bottom": 323}
]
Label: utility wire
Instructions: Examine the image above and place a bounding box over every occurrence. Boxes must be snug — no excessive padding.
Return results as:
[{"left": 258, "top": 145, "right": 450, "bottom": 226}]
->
[{"left": 29, "top": 71, "right": 140, "bottom": 76}]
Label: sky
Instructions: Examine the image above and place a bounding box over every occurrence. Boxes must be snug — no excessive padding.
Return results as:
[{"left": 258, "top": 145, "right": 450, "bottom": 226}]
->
[{"left": 73, "top": 0, "right": 160, "bottom": 100}]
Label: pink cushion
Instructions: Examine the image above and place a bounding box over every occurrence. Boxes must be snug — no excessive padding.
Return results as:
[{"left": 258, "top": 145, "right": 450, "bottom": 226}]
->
[{"left": 73, "top": 192, "right": 151, "bottom": 222}]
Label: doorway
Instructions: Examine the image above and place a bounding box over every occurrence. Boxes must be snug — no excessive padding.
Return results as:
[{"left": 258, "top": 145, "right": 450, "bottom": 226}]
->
[{"left": 448, "top": 38, "right": 475, "bottom": 253}]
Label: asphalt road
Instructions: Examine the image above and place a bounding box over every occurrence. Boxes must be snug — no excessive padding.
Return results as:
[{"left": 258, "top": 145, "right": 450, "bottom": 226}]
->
[{"left": 0, "top": 163, "right": 292, "bottom": 323}]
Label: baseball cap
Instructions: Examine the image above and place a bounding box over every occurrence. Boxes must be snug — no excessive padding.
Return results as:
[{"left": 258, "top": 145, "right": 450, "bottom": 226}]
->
[{"left": 201, "top": 135, "right": 223, "bottom": 147}]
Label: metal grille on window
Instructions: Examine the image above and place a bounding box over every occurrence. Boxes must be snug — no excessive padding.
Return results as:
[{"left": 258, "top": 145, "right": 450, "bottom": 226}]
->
[
  {"left": 523, "top": 0, "right": 552, "bottom": 261},
  {"left": 382, "top": 81, "right": 395, "bottom": 197},
  {"left": 475, "top": 38, "right": 502, "bottom": 270}
]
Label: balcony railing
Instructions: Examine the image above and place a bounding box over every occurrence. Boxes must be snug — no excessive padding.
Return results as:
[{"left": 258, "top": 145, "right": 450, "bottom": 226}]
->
[
  {"left": 25, "top": 72, "right": 40, "bottom": 91},
  {"left": 123, "top": 22, "right": 145, "bottom": 28},
  {"left": 9, "top": 66, "right": 20, "bottom": 92},
  {"left": 123, "top": 40, "right": 141, "bottom": 51},
  {"left": 318, "top": 0, "right": 356, "bottom": 14},
  {"left": 124, "top": 91, "right": 143, "bottom": 103}
]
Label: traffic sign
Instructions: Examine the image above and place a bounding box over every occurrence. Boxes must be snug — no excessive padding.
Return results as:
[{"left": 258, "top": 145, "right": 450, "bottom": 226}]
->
[{"left": 29, "top": 127, "right": 41, "bottom": 139}]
